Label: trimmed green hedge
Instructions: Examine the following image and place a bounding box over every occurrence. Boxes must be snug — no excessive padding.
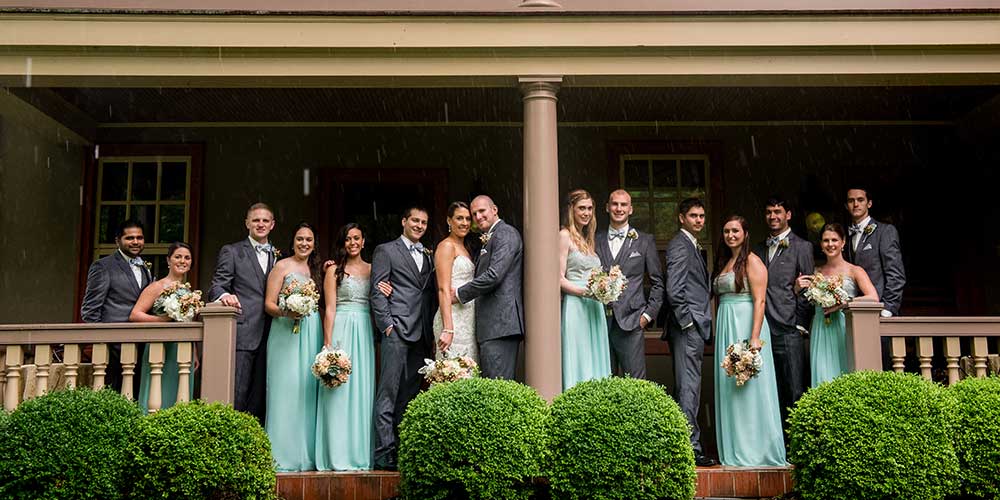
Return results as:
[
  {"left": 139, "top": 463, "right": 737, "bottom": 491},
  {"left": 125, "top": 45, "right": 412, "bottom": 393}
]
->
[
  {"left": 950, "top": 376, "right": 1000, "bottom": 499},
  {"left": 127, "top": 400, "right": 276, "bottom": 499},
  {"left": 544, "top": 377, "right": 696, "bottom": 500},
  {"left": 399, "top": 378, "right": 548, "bottom": 500},
  {"left": 0, "top": 388, "right": 142, "bottom": 500},
  {"left": 788, "top": 371, "right": 960, "bottom": 500}
]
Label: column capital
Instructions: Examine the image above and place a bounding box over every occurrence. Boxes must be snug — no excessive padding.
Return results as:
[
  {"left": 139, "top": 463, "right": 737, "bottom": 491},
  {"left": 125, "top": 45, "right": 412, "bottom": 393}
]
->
[
  {"left": 518, "top": 0, "right": 563, "bottom": 8},
  {"left": 518, "top": 76, "right": 562, "bottom": 100}
]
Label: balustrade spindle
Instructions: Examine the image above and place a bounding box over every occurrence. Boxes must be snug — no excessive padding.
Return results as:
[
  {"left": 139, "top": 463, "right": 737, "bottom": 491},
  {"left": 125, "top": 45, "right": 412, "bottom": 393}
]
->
[
  {"left": 121, "top": 343, "right": 137, "bottom": 400},
  {"left": 92, "top": 343, "right": 108, "bottom": 390},
  {"left": 4, "top": 346, "right": 23, "bottom": 411},
  {"left": 945, "top": 337, "right": 961, "bottom": 385},
  {"left": 918, "top": 337, "right": 934, "bottom": 380},
  {"left": 0, "top": 349, "right": 7, "bottom": 406},
  {"left": 176, "top": 342, "right": 192, "bottom": 404},
  {"left": 64, "top": 344, "right": 81, "bottom": 389},
  {"left": 147, "top": 343, "right": 165, "bottom": 413},
  {"left": 972, "top": 337, "right": 988, "bottom": 378},
  {"left": 891, "top": 337, "right": 906, "bottom": 373},
  {"left": 35, "top": 345, "right": 52, "bottom": 397}
]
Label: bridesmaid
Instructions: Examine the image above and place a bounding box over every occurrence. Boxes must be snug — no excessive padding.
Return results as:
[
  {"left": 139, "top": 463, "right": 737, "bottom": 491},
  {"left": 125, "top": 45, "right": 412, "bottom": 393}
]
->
[
  {"left": 264, "top": 223, "right": 322, "bottom": 472},
  {"left": 797, "top": 223, "right": 878, "bottom": 387},
  {"left": 711, "top": 216, "right": 785, "bottom": 466},
  {"left": 315, "top": 223, "right": 375, "bottom": 471},
  {"left": 559, "top": 189, "right": 612, "bottom": 390},
  {"left": 130, "top": 241, "right": 197, "bottom": 413}
]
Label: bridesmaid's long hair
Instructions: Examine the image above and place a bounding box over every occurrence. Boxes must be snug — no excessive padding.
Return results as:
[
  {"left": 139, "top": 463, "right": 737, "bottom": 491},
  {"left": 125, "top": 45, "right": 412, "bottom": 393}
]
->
[
  {"left": 288, "top": 222, "right": 323, "bottom": 289},
  {"left": 333, "top": 223, "right": 363, "bottom": 286},
  {"left": 561, "top": 189, "right": 596, "bottom": 255},
  {"left": 712, "top": 215, "right": 751, "bottom": 294},
  {"left": 444, "top": 201, "right": 477, "bottom": 262}
]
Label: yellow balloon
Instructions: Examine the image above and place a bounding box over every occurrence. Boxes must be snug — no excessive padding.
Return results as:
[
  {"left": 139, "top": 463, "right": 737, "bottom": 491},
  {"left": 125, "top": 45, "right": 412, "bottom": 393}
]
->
[{"left": 806, "top": 212, "right": 826, "bottom": 234}]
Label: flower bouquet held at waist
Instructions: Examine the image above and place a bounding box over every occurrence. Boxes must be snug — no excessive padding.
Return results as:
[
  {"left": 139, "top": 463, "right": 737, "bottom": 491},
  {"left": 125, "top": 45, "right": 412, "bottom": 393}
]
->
[
  {"left": 312, "top": 346, "right": 352, "bottom": 389},
  {"left": 587, "top": 265, "right": 628, "bottom": 310},
  {"left": 721, "top": 340, "right": 764, "bottom": 387},
  {"left": 417, "top": 350, "right": 479, "bottom": 385},
  {"left": 803, "top": 272, "right": 852, "bottom": 324},
  {"left": 278, "top": 278, "right": 320, "bottom": 333},
  {"left": 152, "top": 282, "right": 205, "bottom": 322}
]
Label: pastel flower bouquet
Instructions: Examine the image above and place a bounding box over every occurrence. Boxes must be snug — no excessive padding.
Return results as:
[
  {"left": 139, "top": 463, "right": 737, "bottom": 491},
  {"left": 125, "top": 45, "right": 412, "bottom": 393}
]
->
[
  {"left": 803, "top": 272, "right": 852, "bottom": 324},
  {"left": 278, "top": 278, "right": 320, "bottom": 333},
  {"left": 418, "top": 351, "right": 479, "bottom": 385},
  {"left": 152, "top": 282, "right": 204, "bottom": 322},
  {"left": 721, "top": 340, "right": 764, "bottom": 387},
  {"left": 587, "top": 265, "right": 628, "bottom": 306},
  {"left": 312, "top": 346, "right": 352, "bottom": 389}
]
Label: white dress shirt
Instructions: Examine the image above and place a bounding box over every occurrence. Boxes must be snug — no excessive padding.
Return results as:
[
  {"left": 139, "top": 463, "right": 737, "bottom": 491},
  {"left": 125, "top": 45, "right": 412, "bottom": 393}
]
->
[
  {"left": 851, "top": 216, "right": 871, "bottom": 253},
  {"left": 250, "top": 237, "right": 271, "bottom": 274},
  {"left": 118, "top": 249, "right": 144, "bottom": 288},
  {"left": 608, "top": 224, "right": 630, "bottom": 260},
  {"left": 768, "top": 227, "right": 792, "bottom": 261},
  {"left": 401, "top": 236, "right": 424, "bottom": 272}
]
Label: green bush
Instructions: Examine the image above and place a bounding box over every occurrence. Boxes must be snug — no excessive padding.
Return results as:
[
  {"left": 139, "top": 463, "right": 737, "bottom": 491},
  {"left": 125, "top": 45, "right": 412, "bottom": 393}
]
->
[
  {"left": 0, "top": 388, "right": 142, "bottom": 500},
  {"left": 127, "top": 400, "right": 276, "bottom": 499},
  {"left": 788, "top": 371, "right": 960, "bottom": 500},
  {"left": 544, "top": 377, "right": 696, "bottom": 500},
  {"left": 399, "top": 378, "right": 548, "bottom": 500},
  {"left": 951, "top": 376, "right": 1000, "bottom": 499}
]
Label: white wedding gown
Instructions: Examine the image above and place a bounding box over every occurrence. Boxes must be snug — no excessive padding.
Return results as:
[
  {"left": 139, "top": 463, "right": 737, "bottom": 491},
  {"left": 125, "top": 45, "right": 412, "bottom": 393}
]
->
[{"left": 433, "top": 255, "right": 478, "bottom": 362}]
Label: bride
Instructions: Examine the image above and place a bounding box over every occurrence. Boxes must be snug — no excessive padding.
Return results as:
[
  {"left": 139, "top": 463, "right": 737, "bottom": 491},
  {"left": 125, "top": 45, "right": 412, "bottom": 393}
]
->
[{"left": 432, "top": 202, "right": 478, "bottom": 361}]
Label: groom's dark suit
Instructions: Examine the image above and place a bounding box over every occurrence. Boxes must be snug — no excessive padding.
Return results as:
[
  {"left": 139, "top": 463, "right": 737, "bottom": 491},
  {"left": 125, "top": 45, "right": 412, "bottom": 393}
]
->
[
  {"left": 208, "top": 238, "right": 275, "bottom": 422},
  {"left": 595, "top": 226, "right": 663, "bottom": 379},
  {"left": 370, "top": 236, "right": 437, "bottom": 466}
]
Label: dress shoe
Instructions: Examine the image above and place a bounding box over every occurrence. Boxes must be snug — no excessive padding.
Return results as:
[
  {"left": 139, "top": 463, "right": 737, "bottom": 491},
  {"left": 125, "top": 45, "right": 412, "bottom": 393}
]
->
[
  {"left": 694, "top": 454, "right": 717, "bottom": 467},
  {"left": 373, "top": 459, "right": 398, "bottom": 471}
]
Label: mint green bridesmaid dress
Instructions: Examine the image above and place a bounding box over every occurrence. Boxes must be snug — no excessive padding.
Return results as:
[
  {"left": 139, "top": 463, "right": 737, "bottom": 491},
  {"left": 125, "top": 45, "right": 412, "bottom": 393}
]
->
[
  {"left": 560, "top": 250, "right": 611, "bottom": 391},
  {"left": 810, "top": 276, "right": 859, "bottom": 387}
]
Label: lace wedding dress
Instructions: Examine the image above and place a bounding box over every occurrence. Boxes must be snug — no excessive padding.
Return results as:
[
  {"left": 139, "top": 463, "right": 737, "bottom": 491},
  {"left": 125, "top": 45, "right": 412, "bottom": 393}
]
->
[{"left": 433, "top": 255, "right": 478, "bottom": 362}]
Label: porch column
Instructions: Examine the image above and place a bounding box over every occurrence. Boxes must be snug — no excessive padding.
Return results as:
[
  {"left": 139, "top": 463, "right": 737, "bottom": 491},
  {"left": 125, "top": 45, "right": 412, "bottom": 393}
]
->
[
  {"left": 519, "top": 76, "right": 562, "bottom": 401},
  {"left": 845, "top": 301, "right": 885, "bottom": 372}
]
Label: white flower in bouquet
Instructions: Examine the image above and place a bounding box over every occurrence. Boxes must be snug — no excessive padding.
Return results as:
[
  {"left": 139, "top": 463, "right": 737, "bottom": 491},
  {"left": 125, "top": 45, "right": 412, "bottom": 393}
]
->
[
  {"left": 418, "top": 350, "right": 479, "bottom": 385},
  {"left": 721, "top": 340, "right": 764, "bottom": 387},
  {"left": 803, "top": 272, "right": 852, "bottom": 323},
  {"left": 311, "top": 346, "right": 352, "bottom": 389},
  {"left": 152, "top": 282, "right": 204, "bottom": 322},
  {"left": 278, "top": 278, "right": 321, "bottom": 333},
  {"left": 586, "top": 265, "right": 628, "bottom": 305}
]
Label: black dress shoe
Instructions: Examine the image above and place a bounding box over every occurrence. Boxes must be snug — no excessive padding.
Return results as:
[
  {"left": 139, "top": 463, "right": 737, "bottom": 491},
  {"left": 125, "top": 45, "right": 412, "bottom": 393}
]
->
[
  {"left": 373, "top": 461, "right": 398, "bottom": 471},
  {"left": 694, "top": 454, "right": 718, "bottom": 467}
]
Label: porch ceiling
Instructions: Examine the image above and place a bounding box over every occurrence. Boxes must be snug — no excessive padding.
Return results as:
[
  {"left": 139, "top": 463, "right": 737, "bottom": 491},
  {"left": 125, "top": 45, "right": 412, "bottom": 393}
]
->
[{"left": 51, "top": 85, "right": 1000, "bottom": 124}]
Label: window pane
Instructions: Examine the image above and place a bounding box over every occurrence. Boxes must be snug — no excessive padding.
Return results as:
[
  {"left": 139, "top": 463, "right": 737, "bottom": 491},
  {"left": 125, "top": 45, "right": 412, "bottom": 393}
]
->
[
  {"left": 651, "top": 159, "right": 677, "bottom": 188},
  {"left": 654, "top": 202, "right": 679, "bottom": 240},
  {"left": 132, "top": 162, "right": 158, "bottom": 201},
  {"left": 161, "top": 162, "right": 188, "bottom": 201},
  {"left": 680, "top": 160, "right": 707, "bottom": 188},
  {"left": 629, "top": 201, "right": 651, "bottom": 236},
  {"left": 98, "top": 205, "right": 126, "bottom": 244},
  {"left": 131, "top": 204, "right": 156, "bottom": 235},
  {"left": 101, "top": 162, "right": 129, "bottom": 201},
  {"left": 159, "top": 205, "right": 185, "bottom": 243},
  {"left": 622, "top": 159, "right": 649, "bottom": 190}
]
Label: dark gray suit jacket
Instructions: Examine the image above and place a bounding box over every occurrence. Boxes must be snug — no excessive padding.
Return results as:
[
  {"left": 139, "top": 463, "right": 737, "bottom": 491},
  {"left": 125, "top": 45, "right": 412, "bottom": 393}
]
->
[
  {"left": 457, "top": 220, "right": 525, "bottom": 342},
  {"left": 208, "top": 239, "right": 275, "bottom": 351},
  {"left": 846, "top": 220, "right": 905, "bottom": 315},
  {"left": 370, "top": 238, "right": 437, "bottom": 344},
  {"left": 595, "top": 227, "right": 664, "bottom": 332},
  {"left": 662, "top": 232, "right": 712, "bottom": 341},
  {"left": 753, "top": 232, "right": 814, "bottom": 331},
  {"left": 81, "top": 251, "right": 152, "bottom": 323}
]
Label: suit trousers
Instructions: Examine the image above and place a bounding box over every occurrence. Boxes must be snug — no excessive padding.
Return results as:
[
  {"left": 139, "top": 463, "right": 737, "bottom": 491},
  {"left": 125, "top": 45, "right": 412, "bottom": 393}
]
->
[
  {"left": 668, "top": 327, "right": 705, "bottom": 454},
  {"left": 767, "top": 318, "right": 807, "bottom": 434},
  {"left": 374, "top": 332, "right": 429, "bottom": 464},
  {"left": 235, "top": 344, "right": 268, "bottom": 425},
  {"left": 478, "top": 336, "right": 521, "bottom": 380},
  {"left": 608, "top": 319, "right": 646, "bottom": 379}
]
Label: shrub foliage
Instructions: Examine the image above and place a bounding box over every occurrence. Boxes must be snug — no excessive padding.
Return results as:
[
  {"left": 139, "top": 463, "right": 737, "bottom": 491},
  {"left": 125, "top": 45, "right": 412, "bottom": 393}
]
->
[
  {"left": 544, "top": 377, "right": 696, "bottom": 500},
  {"left": 399, "top": 378, "right": 548, "bottom": 500},
  {"left": 0, "top": 388, "right": 142, "bottom": 500},
  {"left": 788, "top": 371, "right": 960, "bottom": 500},
  {"left": 950, "top": 376, "right": 1000, "bottom": 499}
]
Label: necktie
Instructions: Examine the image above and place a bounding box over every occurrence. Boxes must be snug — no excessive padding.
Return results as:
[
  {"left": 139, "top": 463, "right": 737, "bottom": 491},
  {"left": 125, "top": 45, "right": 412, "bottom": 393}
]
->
[
  {"left": 766, "top": 236, "right": 781, "bottom": 248},
  {"left": 609, "top": 230, "right": 625, "bottom": 241},
  {"left": 128, "top": 257, "right": 144, "bottom": 267},
  {"left": 410, "top": 243, "right": 424, "bottom": 254},
  {"left": 849, "top": 225, "right": 863, "bottom": 237},
  {"left": 254, "top": 243, "right": 273, "bottom": 254}
]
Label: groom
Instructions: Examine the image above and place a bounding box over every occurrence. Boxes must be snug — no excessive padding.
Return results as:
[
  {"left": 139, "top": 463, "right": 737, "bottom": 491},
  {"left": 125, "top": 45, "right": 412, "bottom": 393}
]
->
[
  {"left": 370, "top": 206, "right": 437, "bottom": 470},
  {"left": 595, "top": 190, "right": 663, "bottom": 379},
  {"left": 455, "top": 195, "right": 524, "bottom": 380}
]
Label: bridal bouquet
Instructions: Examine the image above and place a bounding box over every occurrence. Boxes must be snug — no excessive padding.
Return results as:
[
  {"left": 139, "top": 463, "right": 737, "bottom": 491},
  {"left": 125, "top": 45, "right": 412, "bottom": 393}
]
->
[
  {"left": 721, "top": 340, "right": 764, "bottom": 386},
  {"left": 278, "top": 278, "right": 320, "bottom": 333},
  {"left": 152, "top": 282, "right": 204, "bottom": 322},
  {"left": 803, "top": 272, "right": 852, "bottom": 324},
  {"left": 311, "top": 346, "right": 352, "bottom": 389},
  {"left": 418, "top": 351, "right": 479, "bottom": 385},
  {"left": 586, "top": 265, "right": 628, "bottom": 306}
]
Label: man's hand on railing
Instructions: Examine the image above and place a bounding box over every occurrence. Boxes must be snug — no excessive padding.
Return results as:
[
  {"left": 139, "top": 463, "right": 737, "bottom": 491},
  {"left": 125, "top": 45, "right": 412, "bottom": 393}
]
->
[{"left": 217, "top": 293, "right": 242, "bottom": 311}]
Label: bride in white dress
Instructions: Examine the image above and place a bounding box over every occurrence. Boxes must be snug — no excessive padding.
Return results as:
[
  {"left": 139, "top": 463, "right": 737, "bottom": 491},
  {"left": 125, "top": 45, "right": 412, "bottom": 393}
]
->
[{"left": 432, "top": 202, "right": 478, "bottom": 362}]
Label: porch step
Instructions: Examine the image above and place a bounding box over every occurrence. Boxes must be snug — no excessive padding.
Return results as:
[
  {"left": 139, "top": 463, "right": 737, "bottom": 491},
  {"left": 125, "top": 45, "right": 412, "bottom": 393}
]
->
[{"left": 275, "top": 466, "right": 794, "bottom": 500}]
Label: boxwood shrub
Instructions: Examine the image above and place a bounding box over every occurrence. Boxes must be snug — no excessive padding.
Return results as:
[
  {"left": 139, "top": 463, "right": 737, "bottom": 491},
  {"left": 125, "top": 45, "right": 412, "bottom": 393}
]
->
[
  {"left": 788, "top": 371, "right": 960, "bottom": 500},
  {"left": 0, "top": 388, "right": 142, "bottom": 500},
  {"left": 544, "top": 377, "right": 696, "bottom": 500},
  {"left": 950, "top": 376, "right": 1000, "bottom": 499},
  {"left": 127, "top": 400, "right": 276, "bottom": 499},
  {"left": 399, "top": 378, "right": 548, "bottom": 500}
]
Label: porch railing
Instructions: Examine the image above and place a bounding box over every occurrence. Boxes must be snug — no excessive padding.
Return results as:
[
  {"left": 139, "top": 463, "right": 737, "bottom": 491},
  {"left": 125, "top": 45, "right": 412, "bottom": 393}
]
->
[
  {"left": 846, "top": 301, "right": 1000, "bottom": 385},
  {"left": 0, "top": 304, "right": 237, "bottom": 411}
]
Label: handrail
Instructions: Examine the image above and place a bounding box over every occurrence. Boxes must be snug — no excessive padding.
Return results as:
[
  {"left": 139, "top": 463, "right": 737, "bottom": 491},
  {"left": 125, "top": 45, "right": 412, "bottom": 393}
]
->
[
  {"left": 0, "top": 323, "right": 203, "bottom": 344},
  {"left": 879, "top": 317, "right": 1000, "bottom": 337}
]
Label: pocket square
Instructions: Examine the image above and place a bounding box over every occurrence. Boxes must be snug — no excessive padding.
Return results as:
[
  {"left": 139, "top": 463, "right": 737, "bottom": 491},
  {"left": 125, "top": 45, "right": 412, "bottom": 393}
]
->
[
  {"left": 628, "top": 251, "right": 641, "bottom": 258},
  {"left": 480, "top": 248, "right": 488, "bottom": 255},
  {"left": 863, "top": 243, "right": 873, "bottom": 251}
]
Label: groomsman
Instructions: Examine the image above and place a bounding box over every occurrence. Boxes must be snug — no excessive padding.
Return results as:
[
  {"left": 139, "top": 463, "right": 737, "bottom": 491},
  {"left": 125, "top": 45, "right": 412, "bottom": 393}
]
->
[
  {"left": 455, "top": 195, "right": 525, "bottom": 380},
  {"left": 662, "top": 197, "right": 715, "bottom": 467},
  {"left": 370, "top": 206, "right": 437, "bottom": 470},
  {"left": 752, "top": 196, "right": 814, "bottom": 431},
  {"left": 844, "top": 187, "right": 905, "bottom": 317},
  {"left": 208, "top": 202, "right": 278, "bottom": 424},
  {"left": 81, "top": 219, "right": 153, "bottom": 392},
  {"left": 595, "top": 190, "right": 663, "bottom": 379}
]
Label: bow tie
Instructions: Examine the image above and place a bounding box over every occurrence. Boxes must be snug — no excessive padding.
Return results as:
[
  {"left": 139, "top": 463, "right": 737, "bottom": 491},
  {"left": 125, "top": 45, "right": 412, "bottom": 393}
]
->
[
  {"left": 849, "top": 225, "right": 863, "bottom": 236},
  {"left": 128, "top": 257, "right": 145, "bottom": 267},
  {"left": 409, "top": 243, "right": 425, "bottom": 254},
  {"left": 609, "top": 231, "right": 626, "bottom": 241},
  {"left": 766, "top": 236, "right": 784, "bottom": 247},
  {"left": 254, "top": 243, "right": 273, "bottom": 254}
]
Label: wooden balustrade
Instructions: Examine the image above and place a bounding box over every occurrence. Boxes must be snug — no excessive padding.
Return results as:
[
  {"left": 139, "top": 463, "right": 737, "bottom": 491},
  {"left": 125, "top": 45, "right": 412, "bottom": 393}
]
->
[
  {"left": 846, "top": 301, "right": 1000, "bottom": 385},
  {"left": 0, "top": 304, "right": 237, "bottom": 411}
]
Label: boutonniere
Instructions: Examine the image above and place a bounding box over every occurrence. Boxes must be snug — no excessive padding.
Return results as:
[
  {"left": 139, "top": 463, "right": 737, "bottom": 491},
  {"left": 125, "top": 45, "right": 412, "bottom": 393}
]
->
[
  {"left": 480, "top": 233, "right": 491, "bottom": 245},
  {"left": 626, "top": 229, "right": 638, "bottom": 240},
  {"left": 864, "top": 223, "right": 876, "bottom": 236},
  {"left": 273, "top": 248, "right": 282, "bottom": 258},
  {"left": 143, "top": 260, "right": 152, "bottom": 272},
  {"left": 422, "top": 247, "right": 433, "bottom": 257},
  {"left": 779, "top": 239, "right": 790, "bottom": 250},
  {"left": 696, "top": 242, "right": 705, "bottom": 252}
]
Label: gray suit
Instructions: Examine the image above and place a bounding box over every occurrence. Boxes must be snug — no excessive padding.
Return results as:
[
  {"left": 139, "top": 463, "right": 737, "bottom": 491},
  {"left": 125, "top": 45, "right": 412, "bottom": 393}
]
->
[
  {"left": 753, "top": 231, "right": 814, "bottom": 429},
  {"left": 846, "top": 220, "right": 905, "bottom": 315},
  {"left": 81, "top": 251, "right": 152, "bottom": 392},
  {"left": 661, "top": 231, "right": 710, "bottom": 453},
  {"left": 208, "top": 239, "right": 275, "bottom": 422},
  {"left": 457, "top": 220, "right": 525, "bottom": 380},
  {"left": 595, "top": 227, "right": 663, "bottom": 379},
  {"left": 370, "top": 237, "right": 436, "bottom": 466}
]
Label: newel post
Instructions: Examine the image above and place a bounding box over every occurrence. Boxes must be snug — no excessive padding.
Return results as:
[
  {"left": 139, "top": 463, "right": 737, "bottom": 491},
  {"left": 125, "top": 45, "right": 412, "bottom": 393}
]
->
[
  {"left": 199, "top": 304, "right": 238, "bottom": 405},
  {"left": 845, "top": 301, "right": 885, "bottom": 372}
]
